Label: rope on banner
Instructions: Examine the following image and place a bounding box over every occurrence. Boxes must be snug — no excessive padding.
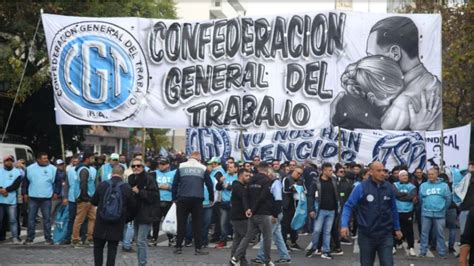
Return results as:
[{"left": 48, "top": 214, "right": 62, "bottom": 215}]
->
[{"left": 1, "top": 9, "right": 43, "bottom": 143}]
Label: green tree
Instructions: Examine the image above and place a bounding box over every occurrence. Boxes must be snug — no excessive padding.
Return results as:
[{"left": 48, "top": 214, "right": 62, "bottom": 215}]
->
[
  {"left": 147, "top": 129, "right": 171, "bottom": 152},
  {"left": 0, "top": 0, "right": 176, "bottom": 156},
  {"left": 400, "top": 1, "right": 473, "bottom": 127},
  {"left": 400, "top": 1, "right": 473, "bottom": 160}
]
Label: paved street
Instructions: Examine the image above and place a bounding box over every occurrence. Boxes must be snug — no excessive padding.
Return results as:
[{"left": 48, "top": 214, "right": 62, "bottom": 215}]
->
[{"left": 0, "top": 230, "right": 459, "bottom": 265}]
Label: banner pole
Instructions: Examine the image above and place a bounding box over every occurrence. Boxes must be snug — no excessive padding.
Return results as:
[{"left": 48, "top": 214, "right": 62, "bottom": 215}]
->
[
  {"left": 239, "top": 129, "right": 244, "bottom": 162},
  {"left": 440, "top": 128, "right": 444, "bottom": 173},
  {"left": 1, "top": 11, "right": 42, "bottom": 143},
  {"left": 337, "top": 127, "right": 342, "bottom": 162},
  {"left": 59, "top": 125, "right": 65, "bottom": 161},
  {"left": 142, "top": 127, "right": 146, "bottom": 156}
]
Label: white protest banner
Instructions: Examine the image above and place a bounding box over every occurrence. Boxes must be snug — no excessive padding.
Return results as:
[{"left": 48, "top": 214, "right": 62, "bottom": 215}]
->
[
  {"left": 354, "top": 129, "right": 426, "bottom": 172},
  {"left": 42, "top": 12, "right": 441, "bottom": 130},
  {"left": 186, "top": 127, "right": 427, "bottom": 172},
  {"left": 425, "top": 124, "right": 471, "bottom": 169}
]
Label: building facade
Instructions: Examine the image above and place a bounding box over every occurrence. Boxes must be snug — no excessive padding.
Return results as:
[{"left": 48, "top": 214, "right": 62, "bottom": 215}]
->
[{"left": 82, "top": 126, "right": 130, "bottom": 155}]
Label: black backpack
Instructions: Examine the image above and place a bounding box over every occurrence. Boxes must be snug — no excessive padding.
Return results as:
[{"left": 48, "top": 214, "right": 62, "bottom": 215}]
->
[{"left": 99, "top": 180, "right": 125, "bottom": 223}]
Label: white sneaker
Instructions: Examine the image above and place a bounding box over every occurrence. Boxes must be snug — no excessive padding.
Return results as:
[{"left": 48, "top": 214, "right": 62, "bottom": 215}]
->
[
  {"left": 392, "top": 247, "right": 396, "bottom": 254},
  {"left": 409, "top": 248, "right": 416, "bottom": 257},
  {"left": 12, "top": 238, "right": 21, "bottom": 245}
]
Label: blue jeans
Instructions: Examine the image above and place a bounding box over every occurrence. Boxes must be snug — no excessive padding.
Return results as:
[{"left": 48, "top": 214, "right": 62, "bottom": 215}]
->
[
  {"left": 459, "top": 210, "right": 469, "bottom": 235},
  {"left": 65, "top": 202, "right": 76, "bottom": 242},
  {"left": 311, "top": 209, "right": 335, "bottom": 253},
  {"left": 122, "top": 222, "right": 135, "bottom": 249},
  {"left": 27, "top": 198, "right": 52, "bottom": 241},
  {"left": 0, "top": 204, "right": 18, "bottom": 239},
  {"left": 446, "top": 208, "right": 457, "bottom": 249},
  {"left": 220, "top": 207, "right": 231, "bottom": 241},
  {"left": 358, "top": 232, "right": 394, "bottom": 266},
  {"left": 186, "top": 207, "right": 213, "bottom": 245},
  {"left": 420, "top": 216, "right": 446, "bottom": 256},
  {"left": 202, "top": 207, "right": 212, "bottom": 245},
  {"left": 257, "top": 214, "right": 290, "bottom": 261},
  {"left": 137, "top": 223, "right": 151, "bottom": 266}
]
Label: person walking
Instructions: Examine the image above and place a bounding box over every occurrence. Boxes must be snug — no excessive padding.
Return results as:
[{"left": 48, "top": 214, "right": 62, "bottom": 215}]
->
[
  {"left": 254, "top": 166, "right": 292, "bottom": 264},
  {"left": 23, "top": 152, "right": 59, "bottom": 245},
  {"left": 335, "top": 165, "right": 353, "bottom": 246},
  {"left": 231, "top": 162, "right": 274, "bottom": 266},
  {"left": 281, "top": 166, "right": 303, "bottom": 250},
  {"left": 91, "top": 165, "right": 136, "bottom": 266},
  {"left": 306, "top": 163, "right": 339, "bottom": 260},
  {"left": 394, "top": 170, "right": 417, "bottom": 256},
  {"left": 128, "top": 158, "right": 160, "bottom": 266},
  {"left": 418, "top": 168, "right": 451, "bottom": 258},
  {"left": 340, "top": 161, "right": 402, "bottom": 266},
  {"left": 229, "top": 168, "right": 251, "bottom": 266},
  {"left": 172, "top": 151, "right": 214, "bottom": 255}
]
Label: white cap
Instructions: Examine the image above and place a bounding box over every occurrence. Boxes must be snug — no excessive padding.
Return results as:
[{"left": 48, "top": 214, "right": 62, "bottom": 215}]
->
[
  {"left": 399, "top": 170, "right": 409, "bottom": 177},
  {"left": 56, "top": 159, "right": 65, "bottom": 165}
]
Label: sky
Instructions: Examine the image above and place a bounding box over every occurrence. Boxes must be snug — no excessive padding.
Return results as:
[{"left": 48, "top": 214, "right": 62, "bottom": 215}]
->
[{"left": 243, "top": 0, "right": 388, "bottom": 16}]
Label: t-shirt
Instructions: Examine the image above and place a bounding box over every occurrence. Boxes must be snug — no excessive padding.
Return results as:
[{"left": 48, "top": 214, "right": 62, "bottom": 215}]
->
[{"left": 319, "top": 178, "right": 337, "bottom": 211}]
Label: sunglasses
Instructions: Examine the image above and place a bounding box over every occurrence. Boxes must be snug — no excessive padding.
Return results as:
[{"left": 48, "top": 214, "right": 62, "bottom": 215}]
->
[{"left": 131, "top": 164, "right": 143, "bottom": 168}]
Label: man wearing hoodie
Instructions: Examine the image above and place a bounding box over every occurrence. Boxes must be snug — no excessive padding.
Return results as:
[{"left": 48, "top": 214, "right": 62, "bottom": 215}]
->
[
  {"left": 72, "top": 152, "right": 97, "bottom": 247},
  {"left": 128, "top": 158, "right": 160, "bottom": 266},
  {"left": 419, "top": 168, "right": 451, "bottom": 258},
  {"left": 231, "top": 162, "right": 274, "bottom": 266}
]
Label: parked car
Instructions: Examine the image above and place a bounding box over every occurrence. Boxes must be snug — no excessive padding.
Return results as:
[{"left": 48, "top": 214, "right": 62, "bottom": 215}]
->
[{"left": 0, "top": 143, "right": 34, "bottom": 167}]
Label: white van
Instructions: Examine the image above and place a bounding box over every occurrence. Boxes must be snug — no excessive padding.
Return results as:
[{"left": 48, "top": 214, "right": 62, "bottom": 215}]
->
[{"left": 0, "top": 143, "right": 35, "bottom": 167}]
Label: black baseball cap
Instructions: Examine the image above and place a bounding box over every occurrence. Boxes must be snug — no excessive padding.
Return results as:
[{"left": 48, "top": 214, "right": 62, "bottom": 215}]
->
[{"left": 159, "top": 158, "right": 170, "bottom": 164}]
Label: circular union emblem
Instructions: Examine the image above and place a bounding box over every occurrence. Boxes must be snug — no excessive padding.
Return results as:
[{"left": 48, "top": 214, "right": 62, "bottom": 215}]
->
[
  {"left": 50, "top": 21, "right": 149, "bottom": 122},
  {"left": 366, "top": 194, "right": 375, "bottom": 202}
]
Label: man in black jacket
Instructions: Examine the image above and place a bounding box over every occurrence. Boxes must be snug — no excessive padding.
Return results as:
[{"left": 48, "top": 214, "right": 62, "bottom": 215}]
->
[
  {"left": 282, "top": 165, "right": 303, "bottom": 250},
  {"left": 231, "top": 162, "right": 274, "bottom": 265},
  {"left": 229, "top": 168, "right": 251, "bottom": 265},
  {"left": 127, "top": 158, "right": 160, "bottom": 266},
  {"left": 335, "top": 165, "right": 353, "bottom": 246},
  {"left": 92, "top": 165, "right": 136, "bottom": 266}
]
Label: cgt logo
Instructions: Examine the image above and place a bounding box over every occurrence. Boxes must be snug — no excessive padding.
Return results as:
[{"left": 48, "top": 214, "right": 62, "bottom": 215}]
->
[
  {"left": 372, "top": 133, "right": 426, "bottom": 172},
  {"left": 50, "top": 21, "right": 149, "bottom": 123},
  {"left": 186, "top": 128, "right": 231, "bottom": 161}
]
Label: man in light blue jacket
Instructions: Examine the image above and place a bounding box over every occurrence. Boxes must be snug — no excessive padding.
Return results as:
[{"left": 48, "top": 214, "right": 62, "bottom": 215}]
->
[{"left": 419, "top": 168, "right": 451, "bottom": 258}]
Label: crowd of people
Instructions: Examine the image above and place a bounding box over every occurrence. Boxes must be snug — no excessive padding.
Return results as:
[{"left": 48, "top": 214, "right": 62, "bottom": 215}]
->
[{"left": 0, "top": 151, "right": 473, "bottom": 266}]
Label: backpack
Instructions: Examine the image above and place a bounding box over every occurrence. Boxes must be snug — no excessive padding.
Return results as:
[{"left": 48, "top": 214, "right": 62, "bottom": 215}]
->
[{"left": 99, "top": 180, "right": 125, "bottom": 223}]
